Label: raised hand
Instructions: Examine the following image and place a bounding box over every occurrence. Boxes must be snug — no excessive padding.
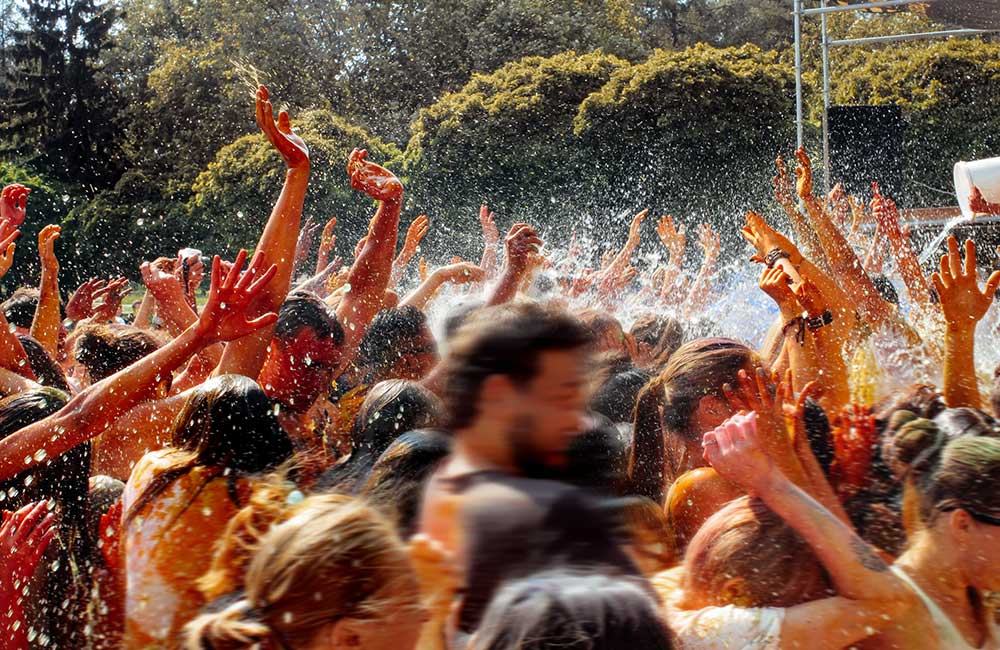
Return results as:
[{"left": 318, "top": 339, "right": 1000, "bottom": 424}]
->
[
  {"left": 316, "top": 216, "right": 338, "bottom": 274},
  {"left": 932, "top": 235, "right": 1000, "bottom": 327},
  {"left": 503, "top": 223, "right": 543, "bottom": 274},
  {"left": 66, "top": 278, "right": 103, "bottom": 321},
  {"left": 92, "top": 277, "right": 131, "bottom": 323},
  {"left": 37, "top": 224, "right": 60, "bottom": 274},
  {"left": 794, "top": 146, "right": 814, "bottom": 200},
  {"left": 702, "top": 412, "right": 775, "bottom": 495},
  {"left": 0, "top": 184, "right": 29, "bottom": 227},
  {"left": 480, "top": 204, "right": 499, "bottom": 247},
  {"left": 741, "top": 211, "right": 800, "bottom": 265},
  {"left": 0, "top": 501, "right": 56, "bottom": 595},
  {"left": 773, "top": 155, "right": 796, "bottom": 210},
  {"left": 293, "top": 216, "right": 321, "bottom": 274},
  {"left": 656, "top": 214, "right": 686, "bottom": 265},
  {"left": 827, "top": 183, "right": 850, "bottom": 226},
  {"left": 831, "top": 403, "right": 878, "bottom": 499},
  {"left": 0, "top": 218, "right": 19, "bottom": 281},
  {"left": 696, "top": 222, "right": 720, "bottom": 266},
  {"left": 626, "top": 208, "right": 648, "bottom": 247},
  {"left": 400, "top": 214, "right": 429, "bottom": 259},
  {"left": 140, "top": 257, "right": 184, "bottom": 299},
  {"left": 347, "top": 148, "right": 402, "bottom": 202},
  {"left": 255, "top": 85, "right": 309, "bottom": 169},
  {"left": 759, "top": 265, "right": 797, "bottom": 311},
  {"left": 870, "top": 183, "right": 903, "bottom": 238},
  {"left": 194, "top": 250, "right": 278, "bottom": 344}
]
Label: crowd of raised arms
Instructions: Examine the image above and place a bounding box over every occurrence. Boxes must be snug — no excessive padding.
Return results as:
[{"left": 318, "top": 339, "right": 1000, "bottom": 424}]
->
[{"left": 0, "top": 85, "right": 999, "bottom": 650}]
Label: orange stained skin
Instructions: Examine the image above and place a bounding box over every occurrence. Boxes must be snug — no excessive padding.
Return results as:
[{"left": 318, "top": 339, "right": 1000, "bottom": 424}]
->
[
  {"left": 122, "top": 450, "right": 250, "bottom": 649},
  {"left": 665, "top": 467, "right": 743, "bottom": 552}
]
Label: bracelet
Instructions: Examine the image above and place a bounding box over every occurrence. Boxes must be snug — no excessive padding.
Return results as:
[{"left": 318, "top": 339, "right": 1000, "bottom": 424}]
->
[
  {"left": 805, "top": 309, "right": 833, "bottom": 331},
  {"left": 781, "top": 314, "right": 807, "bottom": 345},
  {"left": 764, "top": 248, "right": 791, "bottom": 269}
]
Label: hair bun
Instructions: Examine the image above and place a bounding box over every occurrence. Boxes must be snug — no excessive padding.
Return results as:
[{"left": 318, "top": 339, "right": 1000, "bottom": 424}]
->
[
  {"left": 183, "top": 598, "right": 269, "bottom": 650},
  {"left": 888, "top": 417, "right": 945, "bottom": 480}
]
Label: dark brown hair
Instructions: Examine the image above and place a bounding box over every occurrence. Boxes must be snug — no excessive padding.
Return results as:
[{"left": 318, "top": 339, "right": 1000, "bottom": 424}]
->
[
  {"left": 73, "top": 324, "right": 163, "bottom": 382},
  {"left": 443, "top": 303, "right": 592, "bottom": 429}
]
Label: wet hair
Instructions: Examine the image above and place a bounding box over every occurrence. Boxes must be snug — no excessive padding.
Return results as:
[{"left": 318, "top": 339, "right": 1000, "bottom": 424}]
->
[
  {"left": 630, "top": 315, "right": 685, "bottom": 368},
  {"left": 683, "top": 496, "right": 830, "bottom": 608},
  {"left": 470, "top": 570, "right": 675, "bottom": 650},
  {"left": 565, "top": 415, "right": 629, "bottom": 494},
  {"left": 628, "top": 338, "right": 756, "bottom": 503},
  {"left": 884, "top": 411, "right": 1000, "bottom": 529},
  {"left": 360, "top": 428, "right": 452, "bottom": 538},
  {"left": 590, "top": 367, "right": 651, "bottom": 424},
  {"left": 184, "top": 497, "right": 419, "bottom": 650},
  {"left": 870, "top": 275, "right": 899, "bottom": 305},
  {"left": 576, "top": 309, "right": 626, "bottom": 354},
  {"left": 273, "top": 290, "right": 343, "bottom": 345},
  {"left": 17, "top": 333, "right": 71, "bottom": 392},
  {"left": 73, "top": 324, "right": 162, "bottom": 382},
  {"left": 444, "top": 303, "right": 592, "bottom": 429},
  {"left": 443, "top": 300, "right": 485, "bottom": 341},
  {"left": 316, "top": 380, "right": 443, "bottom": 495},
  {"left": 803, "top": 397, "right": 835, "bottom": 477},
  {"left": 873, "top": 383, "right": 946, "bottom": 436},
  {"left": 124, "top": 375, "right": 294, "bottom": 528},
  {"left": 357, "top": 306, "right": 432, "bottom": 382},
  {"left": 622, "top": 496, "right": 676, "bottom": 571},
  {"left": 2, "top": 287, "right": 40, "bottom": 329}
]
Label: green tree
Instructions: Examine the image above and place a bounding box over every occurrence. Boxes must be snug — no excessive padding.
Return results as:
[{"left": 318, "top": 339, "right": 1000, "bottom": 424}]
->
[
  {"left": 0, "top": 0, "right": 119, "bottom": 185},
  {"left": 403, "top": 50, "right": 628, "bottom": 254}
]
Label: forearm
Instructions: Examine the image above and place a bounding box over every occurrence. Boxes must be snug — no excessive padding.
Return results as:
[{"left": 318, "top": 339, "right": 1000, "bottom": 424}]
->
[
  {"left": 390, "top": 250, "right": 415, "bottom": 288},
  {"left": 943, "top": 324, "right": 980, "bottom": 408},
  {"left": 0, "top": 327, "right": 203, "bottom": 481},
  {"left": 31, "top": 271, "right": 60, "bottom": 356},
  {"left": 0, "top": 368, "right": 40, "bottom": 397},
  {"left": 480, "top": 244, "right": 498, "bottom": 280},
  {"left": 0, "top": 311, "right": 34, "bottom": 380},
  {"left": 401, "top": 272, "right": 446, "bottom": 310},
  {"left": 760, "top": 474, "right": 898, "bottom": 600},
  {"left": 785, "top": 202, "right": 827, "bottom": 271},
  {"left": 888, "top": 232, "right": 932, "bottom": 309},
  {"left": 133, "top": 291, "right": 155, "bottom": 329},
  {"left": 0, "top": 597, "right": 28, "bottom": 650},
  {"left": 487, "top": 265, "right": 523, "bottom": 306}
]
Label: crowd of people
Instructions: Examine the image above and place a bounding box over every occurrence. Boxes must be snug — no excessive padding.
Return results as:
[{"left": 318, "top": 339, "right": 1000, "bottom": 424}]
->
[{"left": 0, "top": 84, "right": 998, "bottom": 650}]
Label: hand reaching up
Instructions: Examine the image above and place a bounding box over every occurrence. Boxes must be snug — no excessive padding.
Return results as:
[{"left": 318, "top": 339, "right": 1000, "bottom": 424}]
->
[
  {"left": 256, "top": 85, "right": 309, "bottom": 169},
  {"left": 437, "top": 261, "right": 485, "bottom": 285},
  {"left": 794, "top": 147, "right": 814, "bottom": 200},
  {"left": 696, "top": 222, "right": 720, "bottom": 267},
  {"left": 656, "top": 214, "right": 686, "bottom": 266},
  {"left": 92, "top": 277, "right": 131, "bottom": 323},
  {"left": 741, "top": 211, "right": 800, "bottom": 265},
  {"left": 702, "top": 412, "right": 776, "bottom": 495},
  {"left": 626, "top": 209, "right": 648, "bottom": 247},
  {"left": 37, "top": 224, "right": 60, "bottom": 275},
  {"left": 932, "top": 235, "right": 1000, "bottom": 328},
  {"left": 194, "top": 250, "right": 278, "bottom": 344},
  {"left": 759, "top": 265, "right": 797, "bottom": 312},
  {"left": 480, "top": 204, "right": 499, "bottom": 247},
  {"left": 0, "top": 184, "right": 29, "bottom": 227},
  {"left": 0, "top": 218, "right": 19, "bottom": 281},
  {"left": 773, "top": 155, "right": 796, "bottom": 210},
  {"left": 400, "top": 214, "right": 429, "bottom": 261},
  {"left": 870, "top": 183, "right": 903, "bottom": 239},
  {"left": 347, "top": 148, "right": 402, "bottom": 202},
  {"left": 503, "top": 223, "right": 542, "bottom": 274},
  {"left": 293, "top": 216, "right": 321, "bottom": 274}
]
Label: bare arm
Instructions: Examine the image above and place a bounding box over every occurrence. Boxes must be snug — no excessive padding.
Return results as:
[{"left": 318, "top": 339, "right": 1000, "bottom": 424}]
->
[
  {"left": 401, "top": 262, "right": 484, "bottom": 311},
  {"left": 487, "top": 224, "right": 542, "bottom": 306},
  {"left": 30, "top": 225, "right": 61, "bottom": 357}
]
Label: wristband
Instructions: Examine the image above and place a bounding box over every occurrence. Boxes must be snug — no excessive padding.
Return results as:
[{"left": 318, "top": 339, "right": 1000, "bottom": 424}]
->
[
  {"left": 805, "top": 309, "right": 834, "bottom": 331},
  {"left": 781, "top": 314, "right": 806, "bottom": 345},
  {"left": 764, "top": 248, "right": 791, "bottom": 269}
]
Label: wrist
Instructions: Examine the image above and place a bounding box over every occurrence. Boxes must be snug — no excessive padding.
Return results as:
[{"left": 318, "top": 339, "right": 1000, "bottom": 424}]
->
[
  {"left": 286, "top": 163, "right": 310, "bottom": 177},
  {"left": 750, "top": 468, "right": 788, "bottom": 498}
]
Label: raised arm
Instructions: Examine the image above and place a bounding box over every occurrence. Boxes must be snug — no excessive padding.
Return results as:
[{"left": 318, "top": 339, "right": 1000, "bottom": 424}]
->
[
  {"left": 932, "top": 236, "right": 1000, "bottom": 409},
  {"left": 401, "top": 261, "right": 484, "bottom": 310},
  {"left": 774, "top": 154, "right": 825, "bottom": 268},
  {"left": 215, "top": 85, "right": 310, "bottom": 377},
  {"left": 487, "top": 223, "right": 542, "bottom": 306},
  {"left": 682, "top": 222, "right": 720, "bottom": 316},
  {"left": 795, "top": 150, "right": 892, "bottom": 326},
  {"left": 479, "top": 204, "right": 500, "bottom": 280},
  {"left": 30, "top": 225, "right": 61, "bottom": 357},
  {"left": 703, "top": 413, "right": 916, "bottom": 650},
  {"left": 0, "top": 185, "right": 29, "bottom": 228},
  {"left": 0, "top": 252, "right": 277, "bottom": 482},
  {"left": 872, "top": 183, "right": 932, "bottom": 312},
  {"left": 390, "top": 214, "right": 429, "bottom": 287},
  {"left": 336, "top": 149, "right": 403, "bottom": 362},
  {"left": 315, "top": 216, "right": 337, "bottom": 276},
  {"left": 655, "top": 214, "right": 686, "bottom": 302}
]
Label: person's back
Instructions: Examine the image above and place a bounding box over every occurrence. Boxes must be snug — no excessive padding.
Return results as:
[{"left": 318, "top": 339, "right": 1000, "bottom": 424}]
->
[{"left": 123, "top": 449, "right": 248, "bottom": 647}]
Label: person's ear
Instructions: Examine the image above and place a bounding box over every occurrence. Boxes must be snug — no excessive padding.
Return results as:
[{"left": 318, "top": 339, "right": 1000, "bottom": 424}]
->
[
  {"left": 947, "top": 508, "right": 974, "bottom": 547},
  {"left": 330, "top": 618, "right": 363, "bottom": 649},
  {"left": 481, "top": 373, "right": 516, "bottom": 406}
]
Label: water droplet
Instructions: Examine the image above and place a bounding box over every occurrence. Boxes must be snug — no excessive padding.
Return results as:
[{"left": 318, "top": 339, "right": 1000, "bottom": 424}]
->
[
  {"left": 33, "top": 449, "right": 47, "bottom": 462},
  {"left": 23, "top": 475, "right": 33, "bottom": 487},
  {"left": 237, "top": 210, "right": 245, "bottom": 219}
]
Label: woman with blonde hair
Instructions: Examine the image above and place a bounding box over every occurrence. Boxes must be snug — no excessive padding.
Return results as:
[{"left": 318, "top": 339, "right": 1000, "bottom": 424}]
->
[{"left": 185, "top": 496, "right": 430, "bottom": 650}]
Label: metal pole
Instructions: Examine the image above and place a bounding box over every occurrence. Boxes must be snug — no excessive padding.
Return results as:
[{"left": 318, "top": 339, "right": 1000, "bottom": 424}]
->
[
  {"left": 821, "top": 0, "right": 831, "bottom": 194},
  {"left": 802, "top": 0, "right": 931, "bottom": 15},
  {"left": 829, "top": 28, "right": 990, "bottom": 47},
  {"left": 794, "top": 0, "right": 804, "bottom": 149}
]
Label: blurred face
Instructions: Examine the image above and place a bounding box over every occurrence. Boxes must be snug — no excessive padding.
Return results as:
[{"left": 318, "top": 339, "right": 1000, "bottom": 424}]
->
[
  {"left": 386, "top": 328, "right": 438, "bottom": 382},
  {"left": 506, "top": 348, "right": 590, "bottom": 472},
  {"left": 263, "top": 328, "right": 341, "bottom": 411},
  {"left": 327, "top": 579, "right": 426, "bottom": 650}
]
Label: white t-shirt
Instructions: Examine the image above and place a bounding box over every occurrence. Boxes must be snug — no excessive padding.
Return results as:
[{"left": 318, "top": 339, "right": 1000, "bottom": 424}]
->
[{"left": 653, "top": 568, "right": 784, "bottom": 650}]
